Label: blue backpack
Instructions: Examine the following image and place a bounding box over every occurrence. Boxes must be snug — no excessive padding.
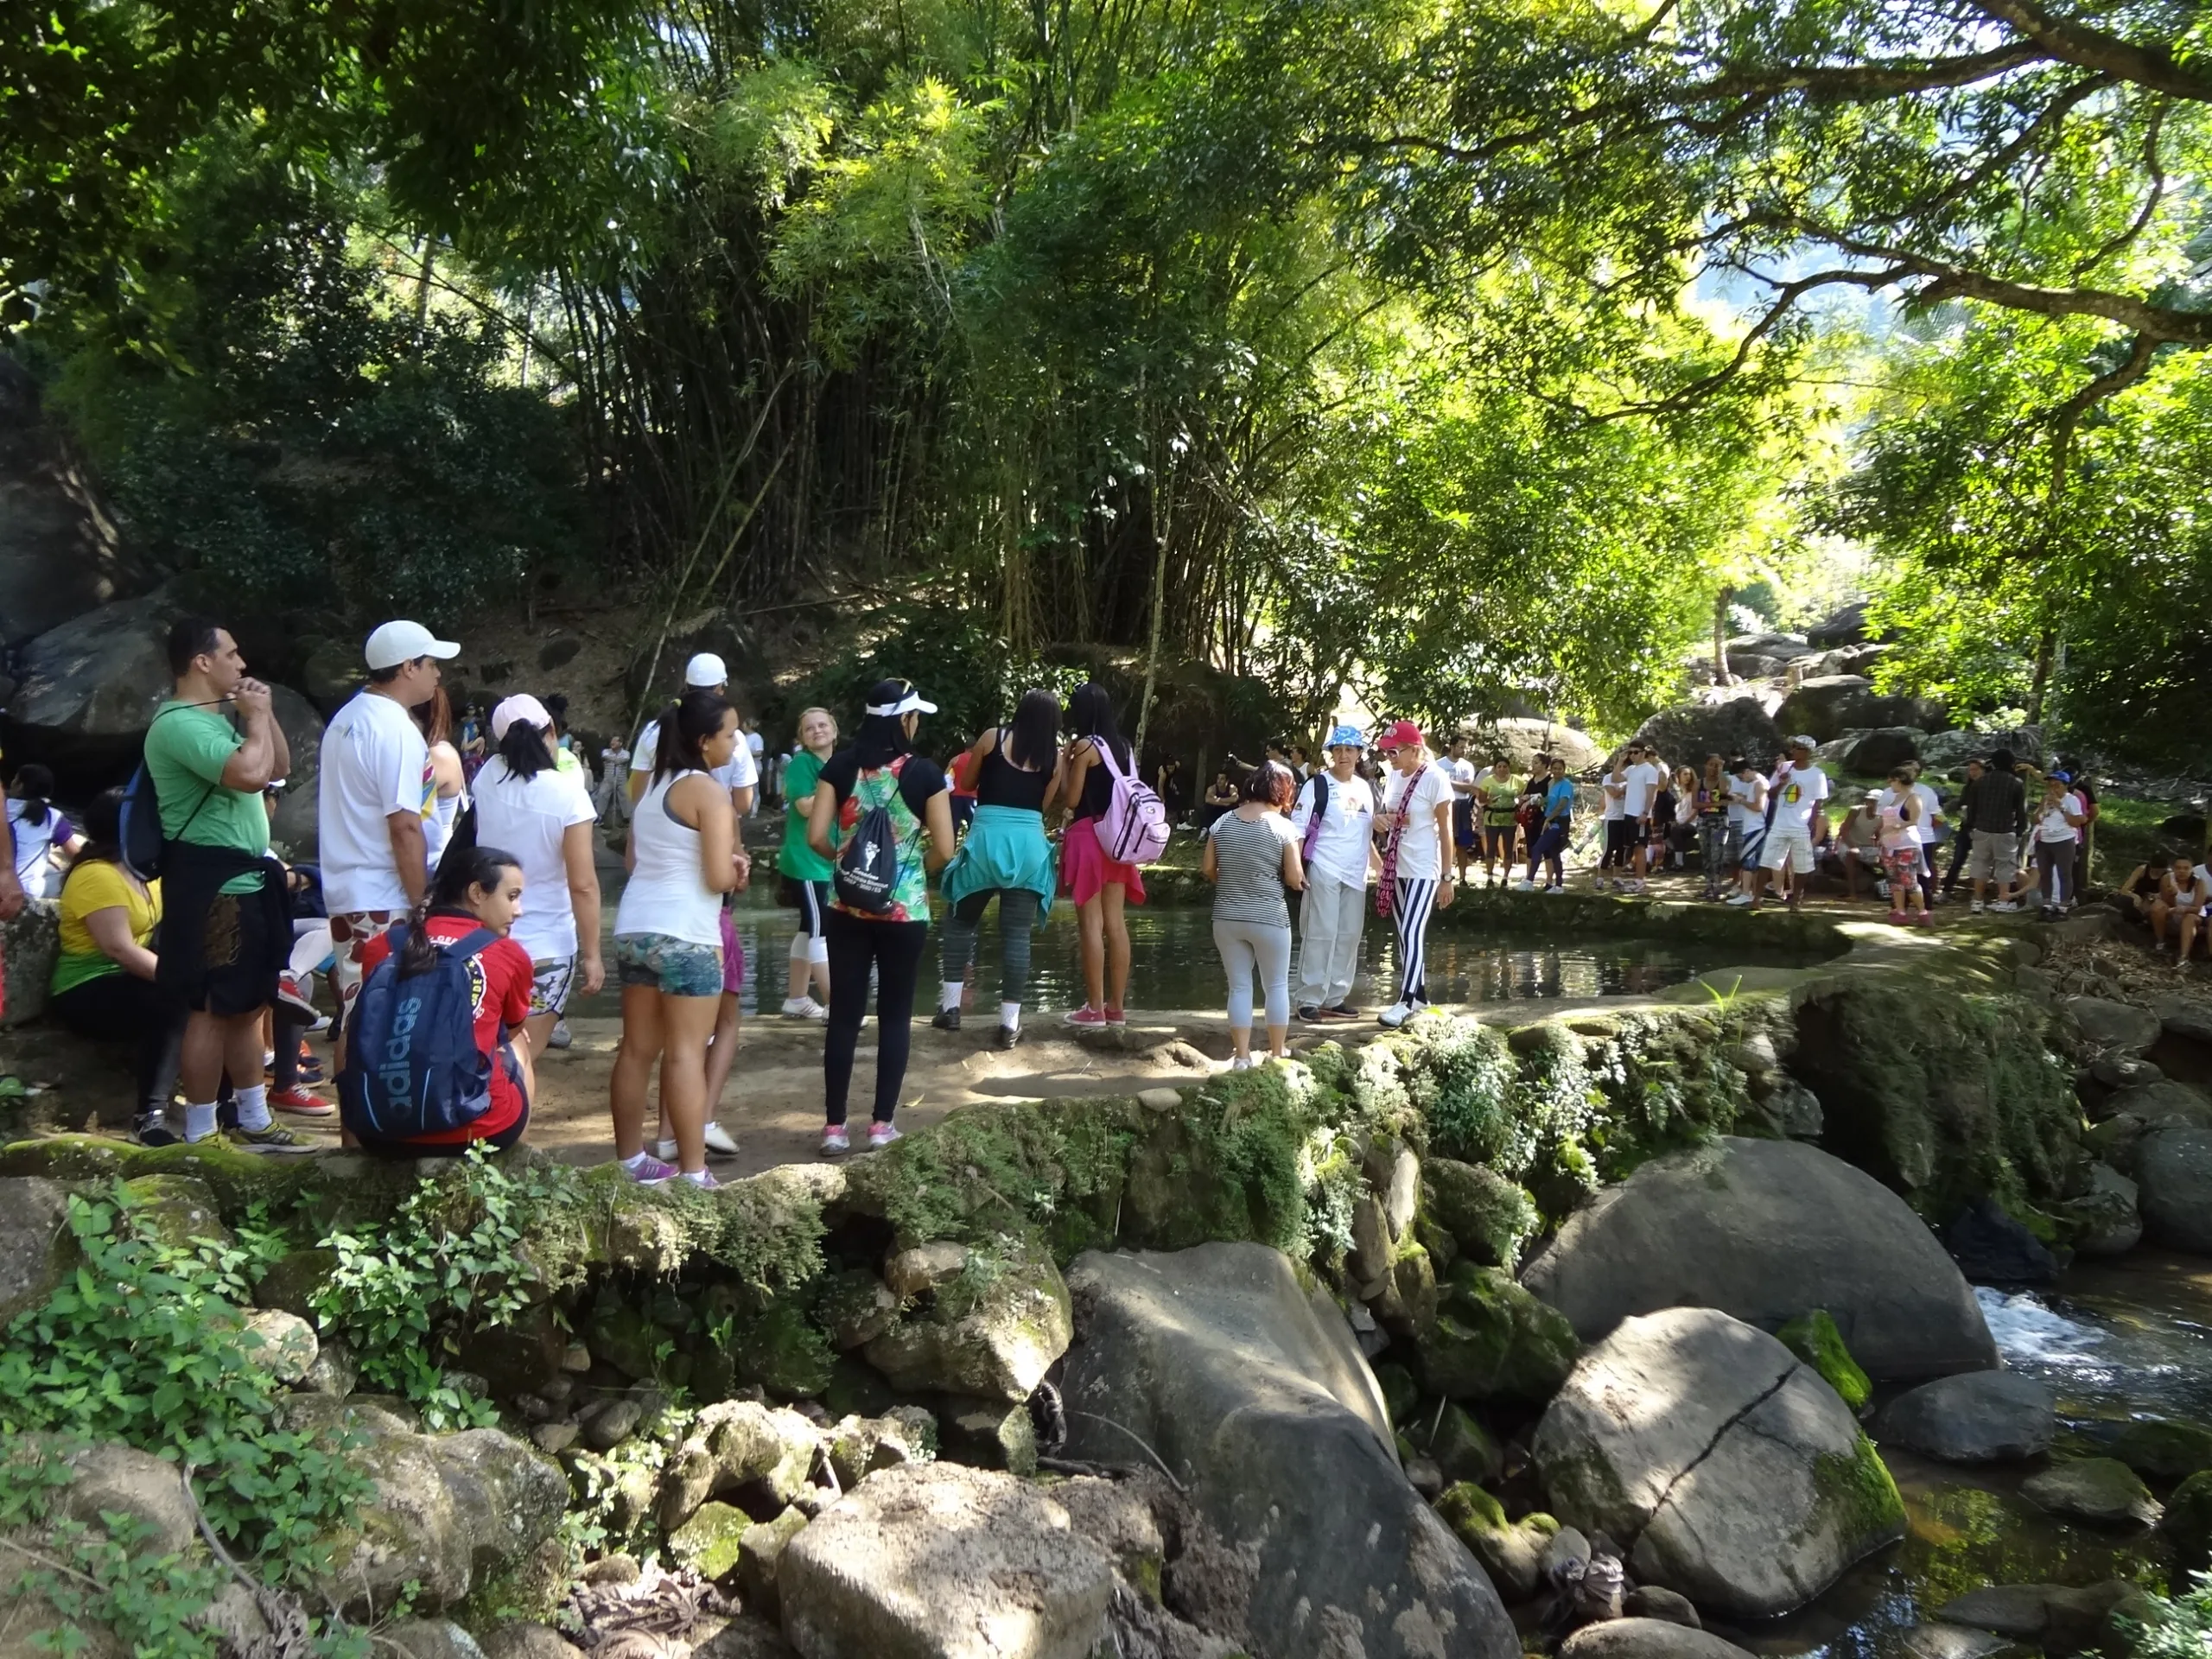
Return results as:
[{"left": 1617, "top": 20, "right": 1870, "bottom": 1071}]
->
[{"left": 339, "top": 925, "right": 499, "bottom": 1141}]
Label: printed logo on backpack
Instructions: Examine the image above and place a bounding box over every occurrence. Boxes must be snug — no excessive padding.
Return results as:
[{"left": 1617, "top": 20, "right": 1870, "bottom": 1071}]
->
[{"left": 339, "top": 925, "right": 499, "bottom": 1141}]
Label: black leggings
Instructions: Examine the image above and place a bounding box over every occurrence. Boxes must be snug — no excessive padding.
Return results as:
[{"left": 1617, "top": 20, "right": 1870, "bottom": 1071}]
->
[
  {"left": 824, "top": 912, "right": 930, "bottom": 1126},
  {"left": 48, "top": 973, "right": 185, "bottom": 1120}
]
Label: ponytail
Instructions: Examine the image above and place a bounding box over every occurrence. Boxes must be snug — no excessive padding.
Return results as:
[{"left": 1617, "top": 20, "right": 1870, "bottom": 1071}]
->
[
  {"left": 10, "top": 764, "right": 55, "bottom": 828},
  {"left": 496, "top": 717, "right": 554, "bottom": 782},
  {"left": 653, "top": 689, "right": 734, "bottom": 783},
  {"left": 398, "top": 814, "right": 519, "bottom": 977}
]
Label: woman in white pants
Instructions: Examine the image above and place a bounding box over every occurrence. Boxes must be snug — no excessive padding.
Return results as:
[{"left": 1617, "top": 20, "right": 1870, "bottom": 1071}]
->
[
  {"left": 1290, "top": 725, "right": 1377, "bottom": 1021},
  {"left": 1204, "top": 763, "right": 1305, "bottom": 1067}
]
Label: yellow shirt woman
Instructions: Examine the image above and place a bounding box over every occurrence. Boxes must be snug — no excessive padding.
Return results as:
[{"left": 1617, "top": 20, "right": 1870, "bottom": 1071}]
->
[{"left": 53, "top": 861, "right": 161, "bottom": 995}]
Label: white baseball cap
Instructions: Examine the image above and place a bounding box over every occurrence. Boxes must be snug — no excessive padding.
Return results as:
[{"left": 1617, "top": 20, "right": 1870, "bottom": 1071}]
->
[
  {"left": 365, "top": 620, "right": 461, "bottom": 671},
  {"left": 490, "top": 694, "right": 552, "bottom": 740},
  {"left": 684, "top": 652, "right": 728, "bottom": 688},
  {"left": 865, "top": 678, "right": 938, "bottom": 717}
]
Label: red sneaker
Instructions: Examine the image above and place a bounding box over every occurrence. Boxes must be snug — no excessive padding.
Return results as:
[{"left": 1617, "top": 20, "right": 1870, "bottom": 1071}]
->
[
  {"left": 1063, "top": 1006, "right": 1109, "bottom": 1027},
  {"left": 1103, "top": 1007, "right": 1127, "bottom": 1027},
  {"left": 268, "top": 1085, "right": 334, "bottom": 1117},
  {"left": 276, "top": 973, "right": 319, "bottom": 1021}
]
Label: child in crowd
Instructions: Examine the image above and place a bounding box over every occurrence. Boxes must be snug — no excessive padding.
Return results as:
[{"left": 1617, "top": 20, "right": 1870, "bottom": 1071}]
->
[{"left": 1877, "top": 767, "right": 1930, "bottom": 926}]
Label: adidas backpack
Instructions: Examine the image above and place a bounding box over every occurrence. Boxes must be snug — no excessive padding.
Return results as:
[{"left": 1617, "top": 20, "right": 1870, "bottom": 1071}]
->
[
  {"left": 1094, "top": 738, "right": 1171, "bottom": 865},
  {"left": 339, "top": 925, "right": 499, "bottom": 1141}
]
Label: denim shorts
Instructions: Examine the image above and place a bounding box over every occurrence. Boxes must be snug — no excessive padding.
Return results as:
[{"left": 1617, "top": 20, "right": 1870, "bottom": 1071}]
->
[{"left": 613, "top": 933, "right": 724, "bottom": 998}]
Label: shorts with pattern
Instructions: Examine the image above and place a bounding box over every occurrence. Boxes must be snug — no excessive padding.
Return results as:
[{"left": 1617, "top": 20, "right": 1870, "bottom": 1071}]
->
[
  {"left": 613, "top": 932, "right": 724, "bottom": 998},
  {"left": 1881, "top": 847, "right": 1923, "bottom": 888},
  {"left": 530, "top": 955, "right": 577, "bottom": 1017}
]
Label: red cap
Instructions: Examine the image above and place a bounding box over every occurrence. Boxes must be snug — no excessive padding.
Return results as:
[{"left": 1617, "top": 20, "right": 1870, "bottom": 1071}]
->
[{"left": 1377, "top": 720, "right": 1425, "bottom": 752}]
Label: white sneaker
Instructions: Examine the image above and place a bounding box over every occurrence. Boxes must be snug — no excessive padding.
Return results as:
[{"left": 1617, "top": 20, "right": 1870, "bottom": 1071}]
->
[
  {"left": 1970, "top": 899, "right": 1985, "bottom": 914},
  {"left": 1511, "top": 878, "right": 1536, "bottom": 893},
  {"left": 656, "top": 1122, "right": 741, "bottom": 1160},
  {"left": 1378, "top": 1002, "right": 1413, "bottom": 1028},
  {"left": 820, "top": 1126, "right": 849, "bottom": 1156},
  {"left": 868, "top": 1122, "right": 901, "bottom": 1150},
  {"left": 782, "top": 996, "right": 829, "bottom": 1020},
  {"left": 1592, "top": 877, "right": 1609, "bottom": 893},
  {"left": 1725, "top": 892, "right": 1753, "bottom": 906},
  {"left": 1229, "top": 1054, "right": 1255, "bottom": 1071},
  {"left": 1991, "top": 900, "right": 2020, "bottom": 913}
]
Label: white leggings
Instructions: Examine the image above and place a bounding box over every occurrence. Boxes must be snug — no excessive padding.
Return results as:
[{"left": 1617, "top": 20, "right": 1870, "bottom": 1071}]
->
[
  {"left": 1393, "top": 877, "right": 1439, "bottom": 1005},
  {"left": 1214, "top": 918, "right": 1293, "bottom": 1030}
]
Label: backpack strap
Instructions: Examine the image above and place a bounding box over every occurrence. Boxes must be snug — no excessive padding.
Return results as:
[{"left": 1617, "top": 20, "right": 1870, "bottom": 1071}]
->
[
  {"left": 452, "top": 927, "right": 500, "bottom": 961},
  {"left": 1090, "top": 735, "right": 1128, "bottom": 785}
]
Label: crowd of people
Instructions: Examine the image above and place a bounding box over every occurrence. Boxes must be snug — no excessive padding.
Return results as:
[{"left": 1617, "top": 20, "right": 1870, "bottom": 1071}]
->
[{"left": 7, "top": 639, "right": 2209, "bottom": 1172}]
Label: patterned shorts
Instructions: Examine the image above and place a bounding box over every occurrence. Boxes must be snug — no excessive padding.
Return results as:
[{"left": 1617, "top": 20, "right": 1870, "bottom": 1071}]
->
[
  {"left": 530, "top": 956, "right": 577, "bottom": 1018},
  {"left": 613, "top": 933, "right": 724, "bottom": 998}
]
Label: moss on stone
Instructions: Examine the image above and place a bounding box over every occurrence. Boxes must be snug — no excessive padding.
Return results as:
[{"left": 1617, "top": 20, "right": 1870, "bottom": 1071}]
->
[
  {"left": 1420, "top": 1159, "right": 1540, "bottom": 1269},
  {"left": 668, "top": 1499, "right": 751, "bottom": 1580},
  {"left": 1435, "top": 1480, "right": 1509, "bottom": 1541},
  {"left": 2165, "top": 1470, "right": 2212, "bottom": 1573},
  {"left": 1777, "top": 1310, "right": 1872, "bottom": 1413},
  {"left": 730, "top": 1303, "right": 836, "bottom": 1400},
  {"left": 1808, "top": 1433, "right": 1906, "bottom": 1549},
  {"left": 120, "top": 1173, "right": 233, "bottom": 1251},
  {"left": 2112, "top": 1417, "right": 2212, "bottom": 1483},
  {"left": 1411, "top": 1263, "right": 1580, "bottom": 1403},
  {"left": 1372, "top": 1363, "right": 1419, "bottom": 1427}
]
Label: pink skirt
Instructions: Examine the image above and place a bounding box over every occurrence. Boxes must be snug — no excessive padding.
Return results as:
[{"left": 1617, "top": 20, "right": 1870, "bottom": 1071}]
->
[
  {"left": 719, "top": 906, "right": 746, "bottom": 995},
  {"left": 1059, "top": 816, "right": 1147, "bottom": 908}
]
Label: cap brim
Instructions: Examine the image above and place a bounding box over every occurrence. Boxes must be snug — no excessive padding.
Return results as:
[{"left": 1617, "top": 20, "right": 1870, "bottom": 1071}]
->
[{"left": 427, "top": 639, "right": 461, "bottom": 659}]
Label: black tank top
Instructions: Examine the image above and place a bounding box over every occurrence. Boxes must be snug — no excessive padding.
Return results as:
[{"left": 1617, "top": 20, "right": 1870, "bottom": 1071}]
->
[
  {"left": 1077, "top": 735, "right": 1124, "bottom": 820},
  {"left": 978, "top": 729, "right": 1049, "bottom": 810}
]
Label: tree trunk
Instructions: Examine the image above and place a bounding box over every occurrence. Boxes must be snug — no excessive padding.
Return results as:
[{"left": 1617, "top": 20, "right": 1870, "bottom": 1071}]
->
[
  {"left": 1713, "top": 586, "right": 1735, "bottom": 685},
  {"left": 2025, "top": 625, "right": 2057, "bottom": 726}
]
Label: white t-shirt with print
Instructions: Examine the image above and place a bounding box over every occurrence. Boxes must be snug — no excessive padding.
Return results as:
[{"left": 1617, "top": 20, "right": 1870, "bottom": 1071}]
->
[
  {"left": 472, "top": 759, "right": 600, "bottom": 963},
  {"left": 633, "top": 719, "right": 759, "bottom": 792},
  {"left": 1382, "top": 764, "right": 1455, "bottom": 882},
  {"left": 2035, "top": 792, "right": 2084, "bottom": 844},
  {"left": 319, "top": 691, "right": 431, "bottom": 913},
  {"left": 1768, "top": 765, "right": 1832, "bottom": 837},
  {"left": 1291, "top": 771, "right": 1376, "bottom": 890}
]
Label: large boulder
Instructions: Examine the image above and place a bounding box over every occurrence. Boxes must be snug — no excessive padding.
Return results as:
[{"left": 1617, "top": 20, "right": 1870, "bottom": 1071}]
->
[
  {"left": 863, "top": 1236, "right": 1072, "bottom": 1405},
  {"left": 313, "top": 1426, "right": 568, "bottom": 1617},
  {"left": 1875, "top": 1373, "right": 2056, "bottom": 1464},
  {"left": 1408, "top": 1262, "right": 1581, "bottom": 1403},
  {"left": 1806, "top": 601, "right": 1872, "bottom": 650},
  {"left": 1060, "top": 1243, "right": 1517, "bottom": 1659},
  {"left": 1721, "top": 632, "right": 1815, "bottom": 681},
  {"left": 2135, "top": 1126, "right": 2212, "bottom": 1254},
  {"left": 2063, "top": 998, "right": 2164, "bottom": 1053},
  {"left": 1935, "top": 1581, "right": 2153, "bottom": 1654},
  {"left": 1460, "top": 719, "right": 1601, "bottom": 777},
  {"left": 1814, "top": 728, "right": 1925, "bottom": 775},
  {"left": 1531, "top": 1307, "right": 1905, "bottom": 1618},
  {"left": 0, "top": 1175, "right": 74, "bottom": 1320},
  {"left": 779, "top": 1464, "right": 1115, "bottom": 1659},
  {"left": 1421, "top": 1158, "right": 1540, "bottom": 1268},
  {"left": 2020, "top": 1459, "right": 2161, "bottom": 1529},
  {"left": 0, "top": 359, "right": 136, "bottom": 649},
  {"left": 266, "top": 685, "right": 326, "bottom": 855},
  {"left": 1632, "top": 696, "right": 1784, "bottom": 773},
  {"left": 1778, "top": 677, "right": 1946, "bottom": 744},
  {"left": 657, "top": 1401, "right": 823, "bottom": 1532},
  {"left": 6, "top": 589, "right": 181, "bottom": 772},
  {"left": 1560, "top": 1621, "right": 1756, "bottom": 1659},
  {"left": 1519, "top": 1138, "right": 1996, "bottom": 1381},
  {"left": 1917, "top": 728, "right": 2041, "bottom": 772},
  {"left": 2060, "top": 1163, "right": 2142, "bottom": 1256}
]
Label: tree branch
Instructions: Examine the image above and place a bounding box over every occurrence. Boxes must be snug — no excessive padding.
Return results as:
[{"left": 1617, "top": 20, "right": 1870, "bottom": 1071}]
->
[
  {"left": 2047, "top": 330, "right": 2158, "bottom": 500},
  {"left": 1969, "top": 0, "right": 2212, "bottom": 101}
]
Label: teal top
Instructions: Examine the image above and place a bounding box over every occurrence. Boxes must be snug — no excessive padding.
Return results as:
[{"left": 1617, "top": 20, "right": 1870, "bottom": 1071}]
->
[{"left": 942, "top": 805, "right": 1055, "bottom": 919}]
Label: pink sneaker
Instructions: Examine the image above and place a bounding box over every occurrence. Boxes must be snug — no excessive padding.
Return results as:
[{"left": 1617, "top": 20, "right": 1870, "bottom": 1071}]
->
[
  {"left": 1916, "top": 911, "right": 1936, "bottom": 928},
  {"left": 623, "top": 1154, "right": 678, "bottom": 1185},
  {"left": 1103, "top": 1007, "right": 1127, "bottom": 1027},
  {"left": 820, "top": 1125, "right": 851, "bottom": 1157},
  {"left": 1064, "top": 1006, "right": 1109, "bottom": 1027},
  {"left": 868, "top": 1122, "right": 902, "bottom": 1150}
]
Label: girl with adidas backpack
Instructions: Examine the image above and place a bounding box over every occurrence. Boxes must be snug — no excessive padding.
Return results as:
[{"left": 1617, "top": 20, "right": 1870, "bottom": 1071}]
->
[
  {"left": 803, "top": 678, "right": 955, "bottom": 1155},
  {"left": 1052, "top": 683, "right": 1163, "bottom": 1027}
]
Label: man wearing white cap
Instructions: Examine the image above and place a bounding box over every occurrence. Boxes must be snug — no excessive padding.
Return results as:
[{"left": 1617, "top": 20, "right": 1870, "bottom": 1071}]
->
[
  {"left": 318, "top": 620, "right": 461, "bottom": 1022},
  {"left": 630, "top": 653, "right": 758, "bottom": 812},
  {"left": 1289, "top": 725, "right": 1377, "bottom": 1021}
]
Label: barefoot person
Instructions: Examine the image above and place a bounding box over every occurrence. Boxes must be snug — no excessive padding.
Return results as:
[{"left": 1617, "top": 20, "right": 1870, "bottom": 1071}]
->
[
  {"left": 1291, "top": 725, "right": 1376, "bottom": 1021},
  {"left": 935, "top": 690, "right": 1061, "bottom": 1050},
  {"left": 1053, "top": 683, "right": 1145, "bottom": 1027},
  {"left": 806, "top": 679, "right": 955, "bottom": 1154},
  {"left": 148, "top": 618, "right": 306, "bottom": 1150},
  {"left": 1373, "top": 720, "right": 1455, "bottom": 1027},
  {"left": 1206, "top": 761, "right": 1305, "bottom": 1066},
  {"left": 610, "top": 690, "right": 742, "bottom": 1185}
]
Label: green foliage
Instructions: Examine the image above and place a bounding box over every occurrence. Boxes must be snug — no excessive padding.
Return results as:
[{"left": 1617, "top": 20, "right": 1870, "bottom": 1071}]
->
[
  {"left": 2126, "top": 1573, "right": 2212, "bottom": 1659},
  {"left": 0, "top": 1509, "right": 235, "bottom": 1659},
  {"left": 0, "top": 1190, "right": 374, "bottom": 1654},
  {"left": 1408, "top": 1021, "right": 1522, "bottom": 1167},
  {"left": 313, "top": 1144, "right": 579, "bottom": 1428}
]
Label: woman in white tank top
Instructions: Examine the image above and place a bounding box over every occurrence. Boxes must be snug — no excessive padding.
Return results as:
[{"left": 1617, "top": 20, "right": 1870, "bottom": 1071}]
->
[
  {"left": 611, "top": 689, "right": 741, "bottom": 1186},
  {"left": 414, "top": 687, "right": 469, "bottom": 876}
]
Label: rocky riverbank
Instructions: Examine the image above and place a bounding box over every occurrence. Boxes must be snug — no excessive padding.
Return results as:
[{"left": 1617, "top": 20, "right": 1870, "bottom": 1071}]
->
[{"left": 3, "top": 912, "right": 2209, "bottom": 1658}]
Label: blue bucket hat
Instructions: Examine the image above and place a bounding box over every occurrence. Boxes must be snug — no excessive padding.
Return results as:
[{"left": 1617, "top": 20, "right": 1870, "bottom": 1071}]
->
[{"left": 1325, "top": 724, "right": 1368, "bottom": 750}]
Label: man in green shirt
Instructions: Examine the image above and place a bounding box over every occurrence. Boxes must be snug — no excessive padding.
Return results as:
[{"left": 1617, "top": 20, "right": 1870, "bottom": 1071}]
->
[{"left": 146, "top": 617, "right": 305, "bottom": 1151}]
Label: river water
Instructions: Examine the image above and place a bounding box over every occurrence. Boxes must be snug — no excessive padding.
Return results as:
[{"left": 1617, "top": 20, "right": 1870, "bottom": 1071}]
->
[{"left": 1745, "top": 1254, "right": 2212, "bottom": 1657}]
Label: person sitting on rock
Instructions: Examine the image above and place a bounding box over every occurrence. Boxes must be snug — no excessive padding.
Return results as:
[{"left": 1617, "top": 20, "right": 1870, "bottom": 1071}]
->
[
  {"left": 2115, "top": 849, "right": 2175, "bottom": 931},
  {"left": 2151, "top": 851, "right": 2210, "bottom": 960}
]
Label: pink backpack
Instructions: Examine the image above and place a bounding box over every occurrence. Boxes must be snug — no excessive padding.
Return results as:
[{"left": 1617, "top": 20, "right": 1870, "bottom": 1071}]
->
[{"left": 1094, "top": 737, "right": 1171, "bottom": 865}]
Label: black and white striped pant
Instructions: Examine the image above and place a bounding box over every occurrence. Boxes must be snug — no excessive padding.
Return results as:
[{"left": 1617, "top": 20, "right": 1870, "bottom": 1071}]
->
[{"left": 1392, "top": 877, "right": 1439, "bottom": 1007}]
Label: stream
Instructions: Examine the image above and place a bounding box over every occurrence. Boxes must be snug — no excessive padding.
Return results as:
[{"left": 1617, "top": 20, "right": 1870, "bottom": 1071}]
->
[{"left": 1745, "top": 1253, "right": 2212, "bottom": 1657}]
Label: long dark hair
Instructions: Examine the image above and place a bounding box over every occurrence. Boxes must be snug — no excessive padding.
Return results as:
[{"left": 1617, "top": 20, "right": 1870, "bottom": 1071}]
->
[
  {"left": 75, "top": 786, "right": 125, "bottom": 867},
  {"left": 1006, "top": 689, "right": 1060, "bottom": 772},
  {"left": 8, "top": 763, "right": 54, "bottom": 827},
  {"left": 496, "top": 712, "right": 555, "bottom": 781},
  {"left": 1065, "top": 683, "right": 1128, "bottom": 770},
  {"left": 398, "top": 838, "right": 522, "bottom": 977},
  {"left": 653, "top": 689, "right": 734, "bottom": 782}
]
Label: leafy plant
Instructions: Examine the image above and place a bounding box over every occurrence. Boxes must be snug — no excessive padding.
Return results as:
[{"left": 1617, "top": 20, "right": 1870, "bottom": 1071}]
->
[
  {"left": 2123, "top": 1571, "right": 2212, "bottom": 1659},
  {"left": 313, "top": 1143, "right": 580, "bottom": 1428}
]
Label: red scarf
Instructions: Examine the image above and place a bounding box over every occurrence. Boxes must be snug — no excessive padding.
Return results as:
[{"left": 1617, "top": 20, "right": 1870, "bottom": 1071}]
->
[{"left": 1377, "top": 761, "right": 1431, "bottom": 917}]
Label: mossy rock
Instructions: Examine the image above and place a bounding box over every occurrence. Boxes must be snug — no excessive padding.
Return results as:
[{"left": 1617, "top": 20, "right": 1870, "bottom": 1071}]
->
[
  {"left": 938, "top": 1395, "right": 1038, "bottom": 1476},
  {"left": 1372, "top": 1362, "right": 1420, "bottom": 1427},
  {"left": 2112, "top": 1417, "right": 2212, "bottom": 1483},
  {"left": 1421, "top": 1159, "right": 1540, "bottom": 1269},
  {"left": 1434, "top": 1481, "right": 1541, "bottom": 1601},
  {"left": 1409, "top": 1262, "right": 1580, "bottom": 1403},
  {"left": 121, "top": 1173, "right": 233, "bottom": 1251},
  {"left": 862, "top": 1236, "right": 1071, "bottom": 1404},
  {"left": 668, "top": 1499, "right": 750, "bottom": 1580},
  {"left": 2164, "top": 1470, "right": 2212, "bottom": 1573},
  {"left": 1810, "top": 1433, "right": 1907, "bottom": 1549},
  {"left": 731, "top": 1302, "right": 836, "bottom": 1400},
  {"left": 1777, "top": 1310, "right": 1872, "bottom": 1414},
  {"left": 1418, "top": 1401, "right": 1503, "bottom": 1486},
  {"left": 254, "top": 1246, "right": 339, "bottom": 1321}
]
